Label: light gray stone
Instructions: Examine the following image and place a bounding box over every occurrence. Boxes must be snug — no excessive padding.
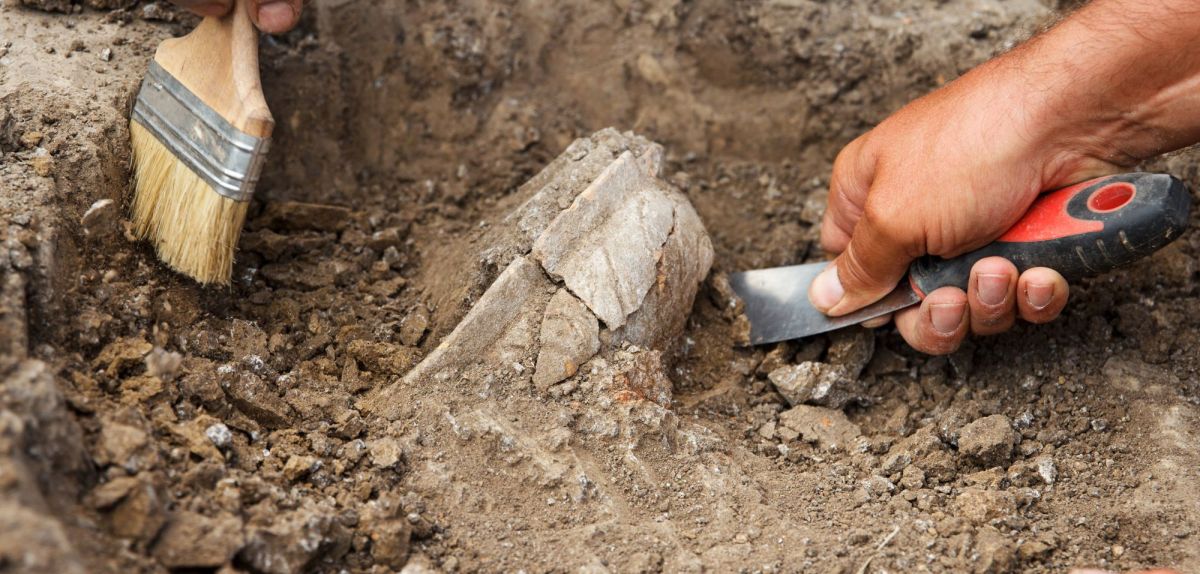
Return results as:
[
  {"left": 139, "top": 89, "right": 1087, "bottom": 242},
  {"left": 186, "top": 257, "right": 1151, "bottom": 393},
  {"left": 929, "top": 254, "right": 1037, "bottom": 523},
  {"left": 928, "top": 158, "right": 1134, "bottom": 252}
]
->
[
  {"left": 534, "top": 289, "right": 600, "bottom": 390},
  {"left": 532, "top": 151, "right": 674, "bottom": 329},
  {"left": 778, "top": 405, "right": 861, "bottom": 450},
  {"left": 768, "top": 361, "right": 865, "bottom": 409}
]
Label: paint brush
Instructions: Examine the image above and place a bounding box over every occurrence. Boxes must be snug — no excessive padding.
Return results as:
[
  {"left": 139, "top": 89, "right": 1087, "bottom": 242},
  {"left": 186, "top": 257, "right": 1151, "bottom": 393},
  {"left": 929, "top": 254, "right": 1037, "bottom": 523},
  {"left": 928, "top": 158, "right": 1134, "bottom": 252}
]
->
[{"left": 129, "top": 0, "right": 273, "bottom": 285}]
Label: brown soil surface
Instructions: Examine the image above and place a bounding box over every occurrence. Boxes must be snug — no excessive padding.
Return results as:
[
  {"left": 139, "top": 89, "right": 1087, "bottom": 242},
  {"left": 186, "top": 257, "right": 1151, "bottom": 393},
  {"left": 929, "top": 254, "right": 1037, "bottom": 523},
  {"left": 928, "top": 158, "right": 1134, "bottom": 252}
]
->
[{"left": 2, "top": 1, "right": 1199, "bottom": 573}]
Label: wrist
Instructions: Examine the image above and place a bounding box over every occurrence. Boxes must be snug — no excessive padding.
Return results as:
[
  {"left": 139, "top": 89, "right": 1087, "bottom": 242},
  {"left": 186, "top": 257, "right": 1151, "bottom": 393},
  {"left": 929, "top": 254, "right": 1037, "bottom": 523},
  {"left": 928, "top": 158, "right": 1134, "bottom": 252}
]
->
[{"left": 1005, "top": 1, "right": 1200, "bottom": 172}]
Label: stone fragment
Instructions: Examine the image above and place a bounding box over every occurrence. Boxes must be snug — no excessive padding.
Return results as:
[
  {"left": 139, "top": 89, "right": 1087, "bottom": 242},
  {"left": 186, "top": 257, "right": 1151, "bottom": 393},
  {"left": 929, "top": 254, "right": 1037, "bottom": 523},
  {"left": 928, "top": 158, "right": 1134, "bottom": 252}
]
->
[
  {"left": 256, "top": 201, "right": 351, "bottom": 232},
  {"left": 880, "top": 426, "right": 946, "bottom": 475},
  {"left": 81, "top": 199, "right": 118, "bottom": 238},
  {"left": 953, "top": 487, "right": 1016, "bottom": 524},
  {"left": 30, "top": 148, "right": 52, "bottom": 177},
  {"left": 777, "top": 405, "right": 861, "bottom": 450},
  {"left": 398, "top": 305, "right": 429, "bottom": 346},
  {"left": 89, "top": 476, "right": 166, "bottom": 543},
  {"left": 223, "top": 371, "right": 294, "bottom": 429},
  {"left": 533, "top": 289, "right": 600, "bottom": 390},
  {"left": 238, "top": 505, "right": 351, "bottom": 574},
  {"left": 532, "top": 151, "right": 675, "bottom": 329},
  {"left": 92, "top": 336, "right": 152, "bottom": 375},
  {"left": 768, "top": 362, "right": 864, "bottom": 409},
  {"left": 345, "top": 339, "right": 417, "bottom": 376},
  {"left": 283, "top": 455, "right": 320, "bottom": 482},
  {"left": 364, "top": 514, "right": 412, "bottom": 569},
  {"left": 934, "top": 402, "right": 982, "bottom": 446},
  {"left": 958, "top": 415, "right": 1017, "bottom": 467},
  {"left": 144, "top": 347, "right": 183, "bottom": 381},
  {"left": 367, "top": 437, "right": 404, "bottom": 469},
  {"left": 826, "top": 327, "right": 874, "bottom": 378},
  {"left": 973, "top": 526, "right": 1017, "bottom": 574},
  {"left": 153, "top": 511, "right": 244, "bottom": 569},
  {"left": 95, "top": 417, "right": 152, "bottom": 470},
  {"left": 205, "top": 422, "right": 233, "bottom": 450}
]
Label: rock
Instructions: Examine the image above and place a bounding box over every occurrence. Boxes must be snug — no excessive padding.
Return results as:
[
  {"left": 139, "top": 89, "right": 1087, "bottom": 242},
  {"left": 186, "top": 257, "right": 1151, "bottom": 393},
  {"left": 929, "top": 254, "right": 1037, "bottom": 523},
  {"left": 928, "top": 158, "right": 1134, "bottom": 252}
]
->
[
  {"left": 89, "top": 476, "right": 166, "bottom": 543},
  {"left": 144, "top": 347, "right": 183, "bottom": 381},
  {"left": 934, "top": 402, "right": 981, "bottom": 446},
  {"left": 81, "top": 199, "right": 118, "bottom": 238},
  {"left": 533, "top": 289, "right": 600, "bottom": 390},
  {"left": 363, "top": 130, "right": 712, "bottom": 421},
  {"left": 532, "top": 150, "right": 700, "bottom": 330},
  {"left": 826, "top": 327, "right": 874, "bottom": 378},
  {"left": 767, "top": 362, "right": 864, "bottom": 409},
  {"left": 898, "top": 465, "right": 925, "bottom": 490},
  {"left": 880, "top": 426, "right": 946, "bottom": 475},
  {"left": 92, "top": 337, "right": 152, "bottom": 375},
  {"left": 777, "top": 405, "right": 861, "bottom": 450},
  {"left": 953, "top": 487, "right": 1016, "bottom": 524},
  {"left": 973, "top": 526, "right": 1017, "bottom": 574},
  {"left": 282, "top": 455, "right": 320, "bottom": 482},
  {"left": 1036, "top": 456, "right": 1057, "bottom": 484},
  {"left": 755, "top": 342, "right": 794, "bottom": 377},
  {"left": 94, "top": 417, "right": 152, "bottom": 471},
  {"left": 223, "top": 371, "right": 295, "bottom": 429},
  {"left": 867, "top": 346, "right": 908, "bottom": 376},
  {"left": 256, "top": 201, "right": 351, "bottom": 232},
  {"left": 398, "top": 305, "right": 429, "bottom": 346},
  {"left": 861, "top": 475, "right": 895, "bottom": 499},
  {"left": 153, "top": 511, "right": 244, "bottom": 569},
  {"left": 367, "top": 437, "right": 404, "bottom": 469},
  {"left": 30, "top": 148, "right": 52, "bottom": 177},
  {"left": 958, "top": 415, "right": 1017, "bottom": 467},
  {"left": 345, "top": 339, "right": 418, "bottom": 376},
  {"left": 238, "top": 505, "right": 351, "bottom": 574},
  {"left": 368, "top": 518, "right": 412, "bottom": 569},
  {"left": 205, "top": 422, "right": 233, "bottom": 450}
]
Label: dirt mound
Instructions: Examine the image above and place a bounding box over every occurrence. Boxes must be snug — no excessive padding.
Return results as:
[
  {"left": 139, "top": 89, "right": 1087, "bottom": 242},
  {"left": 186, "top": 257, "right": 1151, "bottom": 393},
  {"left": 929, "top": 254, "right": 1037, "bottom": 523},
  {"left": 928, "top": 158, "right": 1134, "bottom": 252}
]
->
[{"left": 2, "top": 0, "right": 1199, "bottom": 573}]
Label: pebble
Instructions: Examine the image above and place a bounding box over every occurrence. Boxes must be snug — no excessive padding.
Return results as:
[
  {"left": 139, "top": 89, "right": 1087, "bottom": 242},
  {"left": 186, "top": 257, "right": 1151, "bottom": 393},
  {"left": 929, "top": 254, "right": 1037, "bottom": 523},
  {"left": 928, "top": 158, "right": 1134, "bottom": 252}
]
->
[
  {"left": 1036, "top": 456, "right": 1057, "bottom": 485},
  {"left": 205, "top": 423, "right": 233, "bottom": 450},
  {"left": 957, "top": 414, "right": 1017, "bottom": 467},
  {"left": 99, "top": 47, "right": 112, "bottom": 61},
  {"left": 31, "top": 147, "right": 53, "bottom": 177}
]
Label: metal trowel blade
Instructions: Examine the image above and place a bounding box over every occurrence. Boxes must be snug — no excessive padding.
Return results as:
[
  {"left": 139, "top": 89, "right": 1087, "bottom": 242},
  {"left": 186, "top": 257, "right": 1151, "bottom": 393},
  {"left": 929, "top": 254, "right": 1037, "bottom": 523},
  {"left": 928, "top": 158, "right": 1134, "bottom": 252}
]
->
[{"left": 728, "top": 262, "right": 920, "bottom": 345}]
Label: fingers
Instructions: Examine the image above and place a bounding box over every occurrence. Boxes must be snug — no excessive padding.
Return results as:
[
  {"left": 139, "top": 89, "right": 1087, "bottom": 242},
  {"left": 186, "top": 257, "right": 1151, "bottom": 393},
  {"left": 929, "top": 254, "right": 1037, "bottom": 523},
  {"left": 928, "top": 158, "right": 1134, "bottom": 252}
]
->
[
  {"left": 810, "top": 208, "right": 916, "bottom": 317},
  {"left": 249, "top": 0, "right": 302, "bottom": 34},
  {"left": 170, "top": 0, "right": 301, "bottom": 33},
  {"left": 894, "top": 286, "right": 969, "bottom": 355},
  {"left": 892, "top": 261, "right": 1069, "bottom": 354},
  {"left": 1017, "top": 267, "right": 1069, "bottom": 323},
  {"left": 171, "top": 0, "right": 231, "bottom": 17},
  {"left": 968, "top": 257, "right": 1018, "bottom": 336},
  {"left": 820, "top": 136, "right": 875, "bottom": 255}
]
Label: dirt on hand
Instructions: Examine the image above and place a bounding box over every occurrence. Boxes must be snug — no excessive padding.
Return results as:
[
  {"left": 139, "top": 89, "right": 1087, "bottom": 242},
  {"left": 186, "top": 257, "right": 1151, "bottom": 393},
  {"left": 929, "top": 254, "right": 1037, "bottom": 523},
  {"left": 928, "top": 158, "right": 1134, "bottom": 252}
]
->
[{"left": 2, "top": 1, "right": 1199, "bottom": 573}]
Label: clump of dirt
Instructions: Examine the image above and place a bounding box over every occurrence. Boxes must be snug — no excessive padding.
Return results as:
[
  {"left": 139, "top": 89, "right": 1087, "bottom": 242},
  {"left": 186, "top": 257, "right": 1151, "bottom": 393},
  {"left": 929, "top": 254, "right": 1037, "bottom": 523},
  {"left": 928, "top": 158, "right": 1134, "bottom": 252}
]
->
[{"left": 2, "top": 1, "right": 1199, "bottom": 573}]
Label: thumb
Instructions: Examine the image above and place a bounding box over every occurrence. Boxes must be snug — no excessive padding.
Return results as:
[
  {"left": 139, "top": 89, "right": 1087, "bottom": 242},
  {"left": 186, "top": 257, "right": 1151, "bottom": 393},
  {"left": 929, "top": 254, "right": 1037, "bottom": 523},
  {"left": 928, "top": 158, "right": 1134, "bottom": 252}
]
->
[{"left": 809, "top": 208, "right": 916, "bottom": 317}]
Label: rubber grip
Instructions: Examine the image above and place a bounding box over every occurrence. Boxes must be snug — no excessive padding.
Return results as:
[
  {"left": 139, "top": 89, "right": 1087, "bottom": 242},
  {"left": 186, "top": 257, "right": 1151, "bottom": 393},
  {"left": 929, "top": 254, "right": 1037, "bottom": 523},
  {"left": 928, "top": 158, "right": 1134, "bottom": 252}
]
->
[{"left": 909, "top": 172, "right": 1192, "bottom": 296}]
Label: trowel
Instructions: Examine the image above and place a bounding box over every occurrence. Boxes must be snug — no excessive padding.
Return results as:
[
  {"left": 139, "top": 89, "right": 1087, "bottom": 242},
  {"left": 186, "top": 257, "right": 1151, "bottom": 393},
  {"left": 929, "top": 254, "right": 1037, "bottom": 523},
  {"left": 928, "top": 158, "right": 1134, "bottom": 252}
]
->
[{"left": 730, "top": 172, "right": 1192, "bottom": 345}]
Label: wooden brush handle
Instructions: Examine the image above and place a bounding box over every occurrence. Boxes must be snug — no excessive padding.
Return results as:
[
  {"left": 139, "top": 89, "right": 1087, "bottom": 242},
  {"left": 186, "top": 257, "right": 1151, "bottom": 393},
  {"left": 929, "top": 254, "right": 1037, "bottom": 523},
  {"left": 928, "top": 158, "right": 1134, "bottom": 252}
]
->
[{"left": 153, "top": 0, "right": 274, "bottom": 138}]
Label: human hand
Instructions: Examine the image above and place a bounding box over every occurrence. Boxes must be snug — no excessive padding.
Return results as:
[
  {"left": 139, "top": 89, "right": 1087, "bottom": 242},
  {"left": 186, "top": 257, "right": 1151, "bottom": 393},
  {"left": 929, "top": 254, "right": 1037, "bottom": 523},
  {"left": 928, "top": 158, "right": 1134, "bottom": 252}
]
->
[
  {"left": 170, "top": 0, "right": 302, "bottom": 34},
  {"left": 809, "top": 0, "right": 1200, "bottom": 355},
  {"left": 808, "top": 58, "right": 1116, "bottom": 354}
]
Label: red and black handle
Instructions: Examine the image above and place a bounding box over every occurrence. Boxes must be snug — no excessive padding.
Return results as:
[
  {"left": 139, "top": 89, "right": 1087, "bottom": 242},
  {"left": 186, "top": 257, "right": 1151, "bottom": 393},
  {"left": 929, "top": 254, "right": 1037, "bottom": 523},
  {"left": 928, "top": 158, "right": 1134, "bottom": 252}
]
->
[{"left": 909, "top": 172, "right": 1192, "bottom": 296}]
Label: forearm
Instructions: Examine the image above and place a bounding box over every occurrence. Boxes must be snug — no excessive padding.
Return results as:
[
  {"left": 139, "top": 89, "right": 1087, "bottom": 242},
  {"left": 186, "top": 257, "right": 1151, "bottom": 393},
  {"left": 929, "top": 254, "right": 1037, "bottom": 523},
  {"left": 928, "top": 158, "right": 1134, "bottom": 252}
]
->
[{"left": 995, "top": 0, "right": 1200, "bottom": 169}]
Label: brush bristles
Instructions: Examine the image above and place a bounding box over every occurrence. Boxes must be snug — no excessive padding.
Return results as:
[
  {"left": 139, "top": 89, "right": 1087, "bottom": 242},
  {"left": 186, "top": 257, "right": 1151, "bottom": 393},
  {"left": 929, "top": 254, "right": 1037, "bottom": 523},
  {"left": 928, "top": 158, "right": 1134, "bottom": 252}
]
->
[{"left": 130, "top": 121, "right": 249, "bottom": 285}]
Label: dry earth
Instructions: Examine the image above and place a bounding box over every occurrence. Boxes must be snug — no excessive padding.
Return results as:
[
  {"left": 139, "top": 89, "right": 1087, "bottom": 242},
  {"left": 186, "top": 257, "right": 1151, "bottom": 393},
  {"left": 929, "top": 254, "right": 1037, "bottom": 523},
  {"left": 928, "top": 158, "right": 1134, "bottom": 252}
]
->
[{"left": 2, "top": 0, "right": 1199, "bottom": 573}]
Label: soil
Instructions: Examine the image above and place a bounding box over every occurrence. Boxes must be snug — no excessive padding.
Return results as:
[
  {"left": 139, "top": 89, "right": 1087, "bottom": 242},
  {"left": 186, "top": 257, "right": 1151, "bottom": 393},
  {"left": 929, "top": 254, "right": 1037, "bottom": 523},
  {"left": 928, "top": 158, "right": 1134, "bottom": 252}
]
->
[{"left": 2, "top": 1, "right": 1199, "bottom": 573}]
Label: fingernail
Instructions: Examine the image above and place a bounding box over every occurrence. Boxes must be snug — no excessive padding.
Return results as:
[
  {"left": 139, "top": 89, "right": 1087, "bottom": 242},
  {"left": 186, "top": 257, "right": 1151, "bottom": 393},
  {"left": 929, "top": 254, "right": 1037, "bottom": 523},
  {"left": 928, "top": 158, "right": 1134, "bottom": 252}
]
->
[
  {"left": 930, "top": 302, "right": 965, "bottom": 334},
  {"left": 809, "top": 265, "right": 844, "bottom": 312},
  {"left": 976, "top": 273, "right": 1008, "bottom": 306},
  {"left": 1027, "top": 282, "right": 1054, "bottom": 310}
]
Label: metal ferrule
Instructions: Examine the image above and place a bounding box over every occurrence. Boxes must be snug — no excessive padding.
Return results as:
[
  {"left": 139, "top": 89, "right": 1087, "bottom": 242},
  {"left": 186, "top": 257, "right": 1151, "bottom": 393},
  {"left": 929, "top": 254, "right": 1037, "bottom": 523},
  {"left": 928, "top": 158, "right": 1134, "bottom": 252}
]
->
[{"left": 131, "top": 60, "right": 269, "bottom": 202}]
